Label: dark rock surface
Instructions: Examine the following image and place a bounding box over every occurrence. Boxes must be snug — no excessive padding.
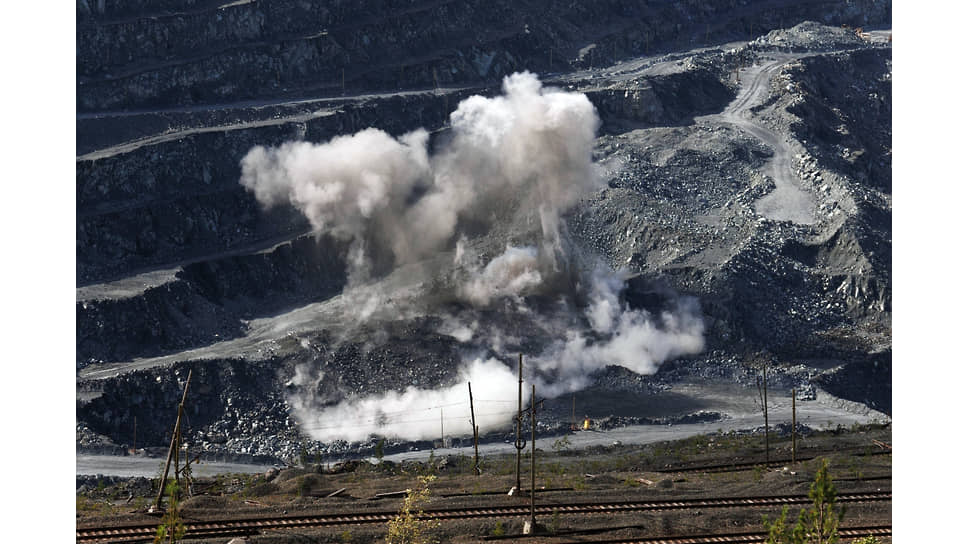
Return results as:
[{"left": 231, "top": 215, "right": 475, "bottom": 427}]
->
[
  {"left": 77, "top": 0, "right": 890, "bottom": 112},
  {"left": 76, "top": 2, "right": 891, "bottom": 464}
]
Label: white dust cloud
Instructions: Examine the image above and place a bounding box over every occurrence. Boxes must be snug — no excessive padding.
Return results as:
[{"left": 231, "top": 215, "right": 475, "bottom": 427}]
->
[
  {"left": 533, "top": 271, "right": 705, "bottom": 397},
  {"left": 240, "top": 72, "right": 706, "bottom": 444},
  {"left": 458, "top": 245, "right": 543, "bottom": 306},
  {"left": 290, "top": 357, "right": 523, "bottom": 443},
  {"left": 240, "top": 72, "right": 601, "bottom": 277}
]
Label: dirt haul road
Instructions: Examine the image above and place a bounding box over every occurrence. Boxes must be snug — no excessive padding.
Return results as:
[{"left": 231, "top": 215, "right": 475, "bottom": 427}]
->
[{"left": 701, "top": 54, "right": 817, "bottom": 225}]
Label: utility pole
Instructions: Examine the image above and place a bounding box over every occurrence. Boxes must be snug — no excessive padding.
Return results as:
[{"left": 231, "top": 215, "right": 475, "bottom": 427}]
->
[
  {"left": 469, "top": 382, "right": 480, "bottom": 475},
  {"left": 756, "top": 363, "right": 769, "bottom": 464},
  {"left": 529, "top": 383, "right": 537, "bottom": 529},
  {"left": 764, "top": 364, "right": 768, "bottom": 464},
  {"left": 173, "top": 414, "right": 181, "bottom": 492},
  {"left": 174, "top": 409, "right": 194, "bottom": 498},
  {"left": 152, "top": 370, "right": 192, "bottom": 513},
  {"left": 182, "top": 442, "right": 194, "bottom": 497},
  {"left": 514, "top": 354, "right": 525, "bottom": 494},
  {"left": 440, "top": 408, "right": 445, "bottom": 448},
  {"left": 792, "top": 388, "right": 797, "bottom": 465}
]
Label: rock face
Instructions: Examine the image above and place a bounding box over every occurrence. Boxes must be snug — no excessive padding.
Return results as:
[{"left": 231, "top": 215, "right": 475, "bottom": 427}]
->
[
  {"left": 76, "top": 233, "right": 349, "bottom": 367},
  {"left": 76, "top": 0, "right": 890, "bottom": 112},
  {"left": 77, "top": 91, "right": 463, "bottom": 285},
  {"left": 76, "top": 2, "right": 892, "bottom": 463}
]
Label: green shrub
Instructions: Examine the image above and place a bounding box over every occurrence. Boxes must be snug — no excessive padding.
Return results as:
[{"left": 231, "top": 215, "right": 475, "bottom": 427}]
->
[
  {"left": 762, "top": 458, "right": 845, "bottom": 544},
  {"left": 153, "top": 481, "right": 186, "bottom": 544},
  {"left": 386, "top": 475, "right": 439, "bottom": 544},
  {"left": 550, "top": 509, "right": 561, "bottom": 534}
]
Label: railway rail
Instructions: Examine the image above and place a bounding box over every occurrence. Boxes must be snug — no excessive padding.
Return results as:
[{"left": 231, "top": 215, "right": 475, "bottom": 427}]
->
[
  {"left": 489, "top": 525, "right": 891, "bottom": 543},
  {"left": 656, "top": 449, "right": 891, "bottom": 474},
  {"left": 77, "top": 491, "right": 890, "bottom": 542}
]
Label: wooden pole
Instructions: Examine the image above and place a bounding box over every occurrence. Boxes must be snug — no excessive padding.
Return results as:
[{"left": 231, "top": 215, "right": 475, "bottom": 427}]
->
[
  {"left": 154, "top": 429, "right": 178, "bottom": 512},
  {"left": 515, "top": 354, "right": 524, "bottom": 493},
  {"left": 173, "top": 406, "right": 181, "bottom": 493},
  {"left": 152, "top": 370, "right": 193, "bottom": 512},
  {"left": 468, "top": 382, "right": 480, "bottom": 475},
  {"left": 763, "top": 364, "right": 769, "bottom": 464},
  {"left": 792, "top": 388, "right": 797, "bottom": 465},
  {"left": 184, "top": 435, "right": 193, "bottom": 497},
  {"left": 530, "top": 384, "right": 537, "bottom": 528}
]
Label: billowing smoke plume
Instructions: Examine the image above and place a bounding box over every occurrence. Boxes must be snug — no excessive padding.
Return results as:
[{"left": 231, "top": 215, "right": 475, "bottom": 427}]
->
[
  {"left": 241, "top": 72, "right": 706, "bottom": 444},
  {"left": 531, "top": 265, "right": 705, "bottom": 397},
  {"left": 241, "top": 72, "right": 600, "bottom": 279}
]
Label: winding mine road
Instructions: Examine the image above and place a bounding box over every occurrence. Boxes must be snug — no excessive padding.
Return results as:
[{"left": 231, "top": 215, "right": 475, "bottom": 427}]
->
[
  {"left": 700, "top": 54, "right": 816, "bottom": 225},
  {"left": 77, "top": 85, "right": 474, "bottom": 161}
]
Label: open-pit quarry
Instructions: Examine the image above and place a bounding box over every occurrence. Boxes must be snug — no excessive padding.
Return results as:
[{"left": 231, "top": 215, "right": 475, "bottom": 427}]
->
[{"left": 76, "top": 1, "right": 891, "bottom": 481}]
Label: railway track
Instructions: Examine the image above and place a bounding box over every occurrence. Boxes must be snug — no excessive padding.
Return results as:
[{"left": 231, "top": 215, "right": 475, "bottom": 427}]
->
[
  {"left": 494, "top": 525, "right": 891, "bottom": 544},
  {"left": 77, "top": 491, "right": 891, "bottom": 542},
  {"left": 657, "top": 449, "right": 892, "bottom": 474}
]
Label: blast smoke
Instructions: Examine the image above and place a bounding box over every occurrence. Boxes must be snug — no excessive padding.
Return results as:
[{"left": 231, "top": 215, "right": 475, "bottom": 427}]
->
[
  {"left": 241, "top": 72, "right": 601, "bottom": 278},
  {"left": 458, "top": 245, "right": 543, "bottom": 306},
  {"left": 291, "top": 357, "right": 522, "bottom": 443},
  {"left": 532, "top": 270, "right": 706, "bottom": 397},
  {"left": 240, "top": 72, "right": 706, "bottom": 444}
]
